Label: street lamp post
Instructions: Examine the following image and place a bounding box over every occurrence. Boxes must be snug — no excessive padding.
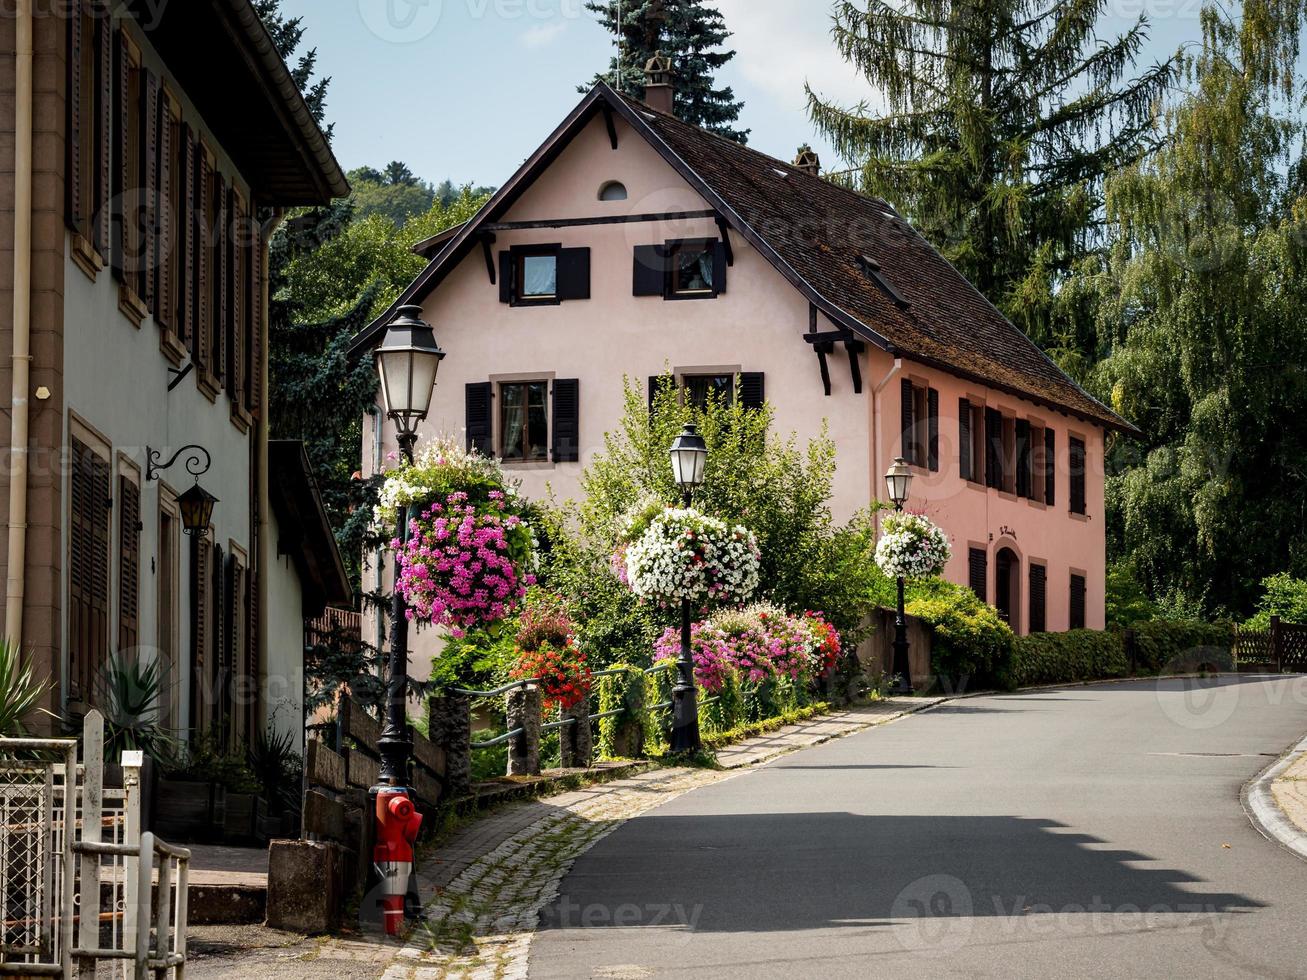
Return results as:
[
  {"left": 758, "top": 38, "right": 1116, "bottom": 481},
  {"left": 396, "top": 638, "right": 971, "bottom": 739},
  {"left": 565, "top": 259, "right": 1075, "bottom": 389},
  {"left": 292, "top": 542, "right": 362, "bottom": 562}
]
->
[
  {"left": 669, "top": 424, "right": 708, "bottom": 754},
  {"left": 884, "top": 457, "right": 914, "bottom": 696},
  {"left": 373, "top": 305, "right": 446, "bottom": 788}
]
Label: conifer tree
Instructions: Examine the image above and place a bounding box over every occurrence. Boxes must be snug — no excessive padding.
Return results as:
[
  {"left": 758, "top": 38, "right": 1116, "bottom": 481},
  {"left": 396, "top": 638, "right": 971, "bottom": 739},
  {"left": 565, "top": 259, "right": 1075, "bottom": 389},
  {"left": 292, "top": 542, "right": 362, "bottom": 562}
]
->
[
  {"left": 807, "top": 1, "right": 1177, "bottom": 357},
  {"left": 583, "top": 0, "right": 749, "bottom": 142}
]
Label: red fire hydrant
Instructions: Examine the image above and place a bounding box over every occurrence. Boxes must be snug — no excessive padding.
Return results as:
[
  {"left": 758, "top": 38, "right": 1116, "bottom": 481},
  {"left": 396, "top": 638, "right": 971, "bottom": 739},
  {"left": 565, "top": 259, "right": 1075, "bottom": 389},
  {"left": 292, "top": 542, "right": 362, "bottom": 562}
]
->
[{"left": 373, "top": 788, "right": 423, "bottom": 935}]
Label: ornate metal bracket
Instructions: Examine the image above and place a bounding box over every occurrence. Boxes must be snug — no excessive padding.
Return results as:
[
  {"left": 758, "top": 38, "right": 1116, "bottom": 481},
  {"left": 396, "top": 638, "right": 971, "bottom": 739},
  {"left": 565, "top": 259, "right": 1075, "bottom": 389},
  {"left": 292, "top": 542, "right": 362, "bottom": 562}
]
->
[{"left": 146, "top": 444, "right": 212, "bottom": 483}]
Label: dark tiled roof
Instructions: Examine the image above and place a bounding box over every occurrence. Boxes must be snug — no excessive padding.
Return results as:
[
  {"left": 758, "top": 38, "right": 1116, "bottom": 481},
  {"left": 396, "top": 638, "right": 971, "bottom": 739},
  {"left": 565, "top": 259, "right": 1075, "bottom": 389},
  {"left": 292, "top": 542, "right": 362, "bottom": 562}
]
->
[{"left": 617, "top": 93, "right": 1129, "bottom": 432}]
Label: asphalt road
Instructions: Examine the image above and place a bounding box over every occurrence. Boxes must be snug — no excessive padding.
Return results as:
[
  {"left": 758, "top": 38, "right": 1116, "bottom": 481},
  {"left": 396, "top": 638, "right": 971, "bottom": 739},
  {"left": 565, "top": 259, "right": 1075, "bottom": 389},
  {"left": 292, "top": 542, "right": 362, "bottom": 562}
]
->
[{"left": 530, "top": 676, "right": 1307, "bottom": 979}]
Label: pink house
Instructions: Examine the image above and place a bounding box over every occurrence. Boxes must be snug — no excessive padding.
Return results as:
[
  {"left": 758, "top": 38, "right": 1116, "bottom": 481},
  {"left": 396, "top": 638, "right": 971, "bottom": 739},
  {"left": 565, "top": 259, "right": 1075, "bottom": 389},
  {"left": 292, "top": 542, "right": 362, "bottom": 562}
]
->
[{"left": 350, "top": 76, "right": 1132, "bottom": 660}]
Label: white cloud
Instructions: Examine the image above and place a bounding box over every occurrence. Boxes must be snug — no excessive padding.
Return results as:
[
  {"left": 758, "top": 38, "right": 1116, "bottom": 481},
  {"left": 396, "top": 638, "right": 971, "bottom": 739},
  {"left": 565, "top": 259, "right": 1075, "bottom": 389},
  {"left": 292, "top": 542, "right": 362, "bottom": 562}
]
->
[
  {"left": 714, "top": 0, "right": 876, "bottom": 111},
  {"left": 521, "top": 21, "right": 568, "bottom": 49}
]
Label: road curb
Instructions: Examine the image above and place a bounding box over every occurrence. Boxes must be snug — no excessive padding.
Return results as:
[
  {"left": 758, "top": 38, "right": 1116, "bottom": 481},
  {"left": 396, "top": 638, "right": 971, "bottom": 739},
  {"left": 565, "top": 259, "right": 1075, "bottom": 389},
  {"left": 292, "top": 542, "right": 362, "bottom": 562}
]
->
[{"left": 1242, "top": 734, "right": 1307, "bottom": 862}]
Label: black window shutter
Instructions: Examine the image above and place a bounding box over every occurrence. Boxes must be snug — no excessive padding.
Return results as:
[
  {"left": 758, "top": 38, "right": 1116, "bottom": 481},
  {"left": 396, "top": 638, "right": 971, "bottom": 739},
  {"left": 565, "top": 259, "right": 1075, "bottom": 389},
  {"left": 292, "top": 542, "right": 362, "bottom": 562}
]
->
[
  {"left": 927, "top": 388, "right": 940, "bottom": 471},
  {"left": 969, "top": 548, "right": 988, "bottom": 602},
  {"left": 1015, "top": 419, "right": 1031, "bottom": 498},
  {"left": 1029, "top": 564, "right": 1046, "bottom": 634},
  {"left": 1045, "top": 428, "right": 1056, "bottom": 506},
  {"left": 984, "top": 407, "right": 1003, "bottom": 489},
  {"left": 633, "top": 245, "right": 667, "bottom": 296},
  {"left": 740, "top": 372, "right": 765, "bottom": 411},
  {"left": 65, "top": 7, "right": 84, "bottom": 232},
  {"left": 552, "top": 379, "right": 580, "bottom": 462},
  {"left": 1070, "top": 437, "right": 1087, "bottom": 514},
  {"left": 111, "top": 26, "right": 129, "bottom": 284},
  {"left": 465, "top": 382, "right": 493, "bottom": 455},
  {"left": 712, "top": 240, "right": 729, "bottom": 295},
  {"left": 959, "top": 398, "right": 972, "bottom": 481},
  {"left": 498, "top": 251, "right": 512, "bottom": 304},
  {"left": 557, "top": 248, "right": 591, "bottom": 301},
  {"left": 901, "top": 379, "right": 915, "bottom": 465},
  {"left": 1070, "top": 574, "right": 1087, "bottom": 629}
]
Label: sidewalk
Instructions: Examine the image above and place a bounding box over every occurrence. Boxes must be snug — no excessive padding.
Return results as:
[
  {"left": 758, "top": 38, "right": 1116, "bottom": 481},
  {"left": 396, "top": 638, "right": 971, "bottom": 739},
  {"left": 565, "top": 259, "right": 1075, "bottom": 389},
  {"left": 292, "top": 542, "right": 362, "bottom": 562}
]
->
[
  {"left": 186, "top": 695, "right": 939, "bottom": 978},
  {"left": 1271, "top": 751, "right": 1307, "bottom": 834}
]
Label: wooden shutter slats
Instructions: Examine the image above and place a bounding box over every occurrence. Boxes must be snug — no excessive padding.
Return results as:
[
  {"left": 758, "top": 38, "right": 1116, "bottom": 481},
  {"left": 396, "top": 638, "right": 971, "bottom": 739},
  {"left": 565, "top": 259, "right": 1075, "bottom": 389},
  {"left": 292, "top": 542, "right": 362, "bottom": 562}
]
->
[
  {"left": 69, "top": 437, "right": 110, "bottom": 701},
  {"left": 900, "top": 379, "right": 915, "bottom": 465},
  {"left": 179, "top": 124, "right": 195, "bottom": 349},
  {"left": 712, "top": 240, "right": 728, "bottom": 294},
  {"left": 195, "top": 149, "right": 212, "bottom": 374},
  {"left": 1070, "top": 574, "right": 1087, "bottom": 630},
  {"left": 740, "top": 372, "right": 765, "bottom": 411},
  {"left": 111, "top": 26, "right": 130, "bottom": 282},
  {"left": 215, "top": 175, "right": 229, "bottom": 384},
  {"left": 556, "top": 247, "right": 591, "bottom": 301},
  {"left": 551, "top": 378, "right": 580, "bottom": 463},
  {"left": 138, "top": 68, "right": 159, "bottom": 308},
  {"left": 959, "top": 398, "right": 972, "bottom": 482},
  {"left": 118, "top": 476, "right": 140, "bottom": 653},
  {"left": 1029, "top": 564, "right": 1046, "bottom": 634},
  {"left": 968, "top": 547, "right": 987, "bottom": 603},
  {"left": 1070, "top": 437, "right": 1087, "bottom": 515},
  {"left": 927, "top": 387, "right": 939, "bottom": 472},
  {"left": 191, "top": 533, "right": 209, "bottom": 732},
  {"left": 65, "top": 4, "right": 85, "bottom": 232},
  {"left": 633, "top": 245, "right": 667, "bottom": 296},
  {"left": 984, "top": 407, "right": 1003, "bottom": 490},
  {"left": 230, "top": 192, "right": 245, "bottom": 403},
  {"left": 466, "top": 382, "right": 493, "bottom": 455},
  {"left": 1044, "top": 428, "right": 1056, "bottom": 507},
  {"left": 1015, "top": 419, "right": 1032, "bottom": 499},
  {"left": 96, "top": 5, "right": 112, "bottom": 256},
  {"left": 498, "top": 252, "right": 513, "bottom": 304},
  {"left": 249, "top": 220, "right": 264, "bottom": 417},
  {"left": 155, "top": 92, "right": 174, "bottom": 329}
]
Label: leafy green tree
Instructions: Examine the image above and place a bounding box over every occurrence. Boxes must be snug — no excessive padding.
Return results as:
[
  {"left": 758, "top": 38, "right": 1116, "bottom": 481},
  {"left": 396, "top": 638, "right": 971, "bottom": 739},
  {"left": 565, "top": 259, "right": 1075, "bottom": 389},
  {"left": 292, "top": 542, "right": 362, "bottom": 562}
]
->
[
  {"left": 807, "top": 0, "right": 1177, "bottom": 360},
  {"left": 540, "top": 377, "right": 883, "bottom": 667},
  {"left": 583, "top": 0, "right": 749, "bottom": 142},
  {"left": 348, "top": 162, "right": 437, "bottom": 228},
  {"left": 251, "top": 0, "right": 331, "bottom": 137},
  {"left": 1085, "top": 2, "right": 1307, "bottom": 615}
]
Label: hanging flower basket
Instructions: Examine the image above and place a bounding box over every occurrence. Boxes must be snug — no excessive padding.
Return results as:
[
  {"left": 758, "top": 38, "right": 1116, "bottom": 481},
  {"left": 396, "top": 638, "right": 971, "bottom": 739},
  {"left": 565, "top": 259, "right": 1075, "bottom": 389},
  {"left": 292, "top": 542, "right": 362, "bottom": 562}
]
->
[
  {"left": 802, "top": 611, "right": 842, "bottom": 677},
  {"left": 874, "top": 512, "right": 951, "bottom": 580},
  {"left": 623, "top": 507, "right": 760, "bottom": 607}
]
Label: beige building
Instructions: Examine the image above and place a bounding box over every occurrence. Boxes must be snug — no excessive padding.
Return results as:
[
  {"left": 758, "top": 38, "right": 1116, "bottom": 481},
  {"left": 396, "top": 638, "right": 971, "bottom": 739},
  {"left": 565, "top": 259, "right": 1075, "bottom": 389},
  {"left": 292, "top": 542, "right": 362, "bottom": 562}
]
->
[{"left": 2, "top": 0, "right": 350, "bottom": 744}]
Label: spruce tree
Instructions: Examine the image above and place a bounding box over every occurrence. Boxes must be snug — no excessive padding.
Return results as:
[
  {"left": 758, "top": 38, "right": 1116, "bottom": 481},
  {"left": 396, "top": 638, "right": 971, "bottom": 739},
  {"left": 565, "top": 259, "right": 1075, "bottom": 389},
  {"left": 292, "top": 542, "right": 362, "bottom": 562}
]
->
[
  {"left": 583, "top": 0, "right": 749, "bottom": 142},
  {"left": 807, "top": 1, "right": 1177, "bottom": 358}
]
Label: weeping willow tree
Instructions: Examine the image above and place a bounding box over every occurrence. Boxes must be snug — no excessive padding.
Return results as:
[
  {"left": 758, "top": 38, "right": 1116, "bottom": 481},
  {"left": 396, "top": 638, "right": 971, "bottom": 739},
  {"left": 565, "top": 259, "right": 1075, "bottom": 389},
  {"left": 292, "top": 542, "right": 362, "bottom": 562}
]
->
[
  {"left": 1084, "top": 1, "right": 1307, "bottom": 616},
  {"left": 806, "top": 1, "right": 1177, "bottom": 365}
]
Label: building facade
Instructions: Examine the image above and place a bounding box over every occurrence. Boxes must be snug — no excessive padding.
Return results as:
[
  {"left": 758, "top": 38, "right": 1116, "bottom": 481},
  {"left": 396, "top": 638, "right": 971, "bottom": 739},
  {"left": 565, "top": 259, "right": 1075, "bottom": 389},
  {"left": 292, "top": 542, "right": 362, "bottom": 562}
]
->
[
  {"left": 351, "top": 79, "right": 1130, "bottom": 682},
  {"left": 1, "top": 0, "right": 349, "bottom": 741}
]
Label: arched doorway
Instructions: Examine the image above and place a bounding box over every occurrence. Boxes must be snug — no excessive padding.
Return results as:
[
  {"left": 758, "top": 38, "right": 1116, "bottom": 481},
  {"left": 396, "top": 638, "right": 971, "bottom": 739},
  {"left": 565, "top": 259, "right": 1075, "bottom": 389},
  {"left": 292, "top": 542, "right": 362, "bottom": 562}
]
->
[{"left": 995, "top": 547, "right": 1020, "bottom": 631}]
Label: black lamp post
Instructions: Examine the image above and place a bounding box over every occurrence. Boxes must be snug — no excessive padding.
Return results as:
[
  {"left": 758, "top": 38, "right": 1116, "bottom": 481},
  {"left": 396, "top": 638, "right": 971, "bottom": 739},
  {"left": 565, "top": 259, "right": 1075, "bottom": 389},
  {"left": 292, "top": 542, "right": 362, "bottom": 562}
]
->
[
  {"left": 669, "top": 424, "right": 707, "bottom": 753},
  {"left": 373, "top": 305, "right": 446, "bottom": 788},
  {"left": 885, "top": 456, "right": 915, "bottom": 696}
]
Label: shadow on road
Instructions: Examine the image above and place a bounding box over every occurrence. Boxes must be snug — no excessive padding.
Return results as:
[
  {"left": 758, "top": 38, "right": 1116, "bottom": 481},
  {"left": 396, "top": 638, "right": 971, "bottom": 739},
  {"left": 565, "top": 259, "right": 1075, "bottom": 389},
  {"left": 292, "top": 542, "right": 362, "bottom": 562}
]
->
[{"left": 538, "top": 812, "right": 1264, "bottom": 935}]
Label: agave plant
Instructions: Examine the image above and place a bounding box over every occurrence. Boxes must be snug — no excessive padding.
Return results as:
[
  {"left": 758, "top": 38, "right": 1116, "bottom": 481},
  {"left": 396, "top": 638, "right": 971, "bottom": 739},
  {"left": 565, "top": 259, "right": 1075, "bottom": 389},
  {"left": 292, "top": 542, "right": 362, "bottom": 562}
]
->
[
  {"left": 248, "top": 728, "right": 302, "bottom": 812},
  {"left": 0, "top": 638, "right": 51, "bottom": 736},
  {"left": 93, "top": 655, "right": 178, "bottom": 766}
]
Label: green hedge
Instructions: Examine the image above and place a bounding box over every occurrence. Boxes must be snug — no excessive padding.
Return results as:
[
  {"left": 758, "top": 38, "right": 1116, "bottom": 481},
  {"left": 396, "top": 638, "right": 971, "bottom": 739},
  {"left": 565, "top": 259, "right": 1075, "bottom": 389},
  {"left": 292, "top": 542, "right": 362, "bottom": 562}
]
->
[
  {"left": 1009, "top": 630, "right": 1127, "bottom": 687},
  {"left": 906, "top": 579, "right": 1015, "bottom": 689},
  {"left": 1009, "top": 619, "right": 1234, "bottom": 688}
]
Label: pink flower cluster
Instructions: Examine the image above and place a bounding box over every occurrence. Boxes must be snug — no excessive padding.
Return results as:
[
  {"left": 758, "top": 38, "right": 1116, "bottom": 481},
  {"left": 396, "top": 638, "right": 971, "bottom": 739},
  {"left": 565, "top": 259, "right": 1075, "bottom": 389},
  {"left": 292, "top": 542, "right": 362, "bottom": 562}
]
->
[
  {"left": 394, "top": 491, "right": 530, "bottom": 634},
  {"left": 653, "top": 610, "right": 812, "bottom": 692}
]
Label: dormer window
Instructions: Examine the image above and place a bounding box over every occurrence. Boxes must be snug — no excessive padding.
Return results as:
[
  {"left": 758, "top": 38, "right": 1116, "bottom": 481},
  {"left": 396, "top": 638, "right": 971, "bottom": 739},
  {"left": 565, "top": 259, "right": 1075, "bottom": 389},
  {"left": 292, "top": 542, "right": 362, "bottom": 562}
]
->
[
  {"left": 498, "top": 244, "right": 591, "bottom": 306},
  {"left": 599, "top": 181, "right": 628, "bottom": 201}
]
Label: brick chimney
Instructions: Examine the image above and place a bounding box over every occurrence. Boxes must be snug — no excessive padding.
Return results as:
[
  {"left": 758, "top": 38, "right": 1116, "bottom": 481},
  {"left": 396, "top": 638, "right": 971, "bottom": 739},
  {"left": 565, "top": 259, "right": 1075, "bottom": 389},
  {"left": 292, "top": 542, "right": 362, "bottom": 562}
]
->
[
  {"left": 794, "top": 144, "right": 821, "bottom": 177},
  {"left": 643, "top": 51, "right": 675, "bottom": 115}
]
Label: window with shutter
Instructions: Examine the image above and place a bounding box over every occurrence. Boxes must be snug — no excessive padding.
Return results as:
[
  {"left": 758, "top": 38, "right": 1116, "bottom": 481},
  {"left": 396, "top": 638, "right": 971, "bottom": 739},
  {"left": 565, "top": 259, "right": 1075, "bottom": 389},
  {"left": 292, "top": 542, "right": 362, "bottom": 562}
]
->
[
  {"left": 466, "top": 382, "right": 493, "bottom": 455},
  {"left": 552, "top": 378, "right": 580, "bottom": 462},
  {"left": 69, "top": 436, "right": 111, "bottom": 704},
  {"left": 1070, "top": 573, "right": 1087, "bottom": 629},
  {"left": 499, "top": 381, "right": 549, "bottom": 461},
  {"left": 1028, "top": 563, "right": 1047, "bottom": 634},
  {"left": 959, "top": 398, "right": 972, "bottom": 481},
  {"left": 1070, "top": 437, "right": 1087, "bottom": 515},
  {"left": 117, "top": 474, "right": 140, "bottom": 654},
  {"left": 1044, "top": 428, "right": 1056, "bottom": 506},
  {"left": 900, "top": 379, "right": 915, "bottom": 465},
  {"left": 138, "top": 68, "right": 159, "bottom": 308},
  {"left": 1015, "top": 419, "right": 1032, "bottom": 498},
  {"left": 968, "top": 547, "right": 988, "bottom": 603},
  {"left": 927, "top": 388, "right": 939, "bottom": 471}
]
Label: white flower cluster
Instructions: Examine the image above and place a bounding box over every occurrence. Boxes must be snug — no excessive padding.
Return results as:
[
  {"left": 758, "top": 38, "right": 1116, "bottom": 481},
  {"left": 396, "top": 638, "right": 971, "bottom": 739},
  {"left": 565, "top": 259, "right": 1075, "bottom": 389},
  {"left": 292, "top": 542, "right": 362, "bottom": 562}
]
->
[
  {"left": 875, "top": 512, "right": 952, "bottom": 580},
  {"left": 624, "top": 508, "right": 761, "bottom": 606},
  {"left": 373, "top": 434, "right": 517, "bottom": 532}
]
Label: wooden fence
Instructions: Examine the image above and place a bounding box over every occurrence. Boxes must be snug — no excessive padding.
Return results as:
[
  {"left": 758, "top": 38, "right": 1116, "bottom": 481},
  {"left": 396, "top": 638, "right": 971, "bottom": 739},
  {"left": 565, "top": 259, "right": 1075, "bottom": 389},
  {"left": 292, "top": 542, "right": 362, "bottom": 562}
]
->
[{"left": 1234, "top": 616, "right": 1307, "bottom": 672}]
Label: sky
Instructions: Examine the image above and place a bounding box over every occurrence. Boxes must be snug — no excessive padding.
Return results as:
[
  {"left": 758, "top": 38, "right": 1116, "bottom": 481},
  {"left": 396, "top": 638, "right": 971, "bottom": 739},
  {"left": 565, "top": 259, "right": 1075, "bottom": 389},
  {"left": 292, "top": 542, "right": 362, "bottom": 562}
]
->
[{"left": 279, "top": 0, "right": 1209, "bottom": 190}]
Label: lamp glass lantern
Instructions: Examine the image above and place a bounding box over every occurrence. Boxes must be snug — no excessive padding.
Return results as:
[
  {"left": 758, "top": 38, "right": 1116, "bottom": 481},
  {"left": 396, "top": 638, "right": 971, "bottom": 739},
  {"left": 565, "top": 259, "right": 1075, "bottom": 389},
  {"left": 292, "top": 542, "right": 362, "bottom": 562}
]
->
[
  {"left": 885, "top": 456, "right": 913, "bottom": 509},
  {"left": 177, "top": 482, "right": 218, "bottom": 536},
  {"left": 375, "top": 304, "right": 446, "bottom": 445},
  {"left": 670, "top": 424, "right": 708, "bottom": 491}
]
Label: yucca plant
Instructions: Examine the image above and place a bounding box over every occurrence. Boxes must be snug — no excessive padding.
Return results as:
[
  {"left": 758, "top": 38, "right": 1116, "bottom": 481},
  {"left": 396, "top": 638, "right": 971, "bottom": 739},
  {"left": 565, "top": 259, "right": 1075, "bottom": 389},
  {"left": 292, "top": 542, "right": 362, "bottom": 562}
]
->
[
  {"left": 0, "top": 638, "right": 50, "bottom": 736},
  {"left": 93, "top": 655, "right": 178, "bottom": 766}
]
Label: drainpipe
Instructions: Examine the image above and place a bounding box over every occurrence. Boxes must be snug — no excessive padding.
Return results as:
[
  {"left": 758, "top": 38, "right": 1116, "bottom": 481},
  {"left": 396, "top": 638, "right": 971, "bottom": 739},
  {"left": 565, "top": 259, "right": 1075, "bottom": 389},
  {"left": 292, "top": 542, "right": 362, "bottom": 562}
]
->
[
  {"left": 6, "top": 0, "right": 33, "bottom": 645},
  {"left": 871, "top": 356, "right": 903, "bottom": 529}
]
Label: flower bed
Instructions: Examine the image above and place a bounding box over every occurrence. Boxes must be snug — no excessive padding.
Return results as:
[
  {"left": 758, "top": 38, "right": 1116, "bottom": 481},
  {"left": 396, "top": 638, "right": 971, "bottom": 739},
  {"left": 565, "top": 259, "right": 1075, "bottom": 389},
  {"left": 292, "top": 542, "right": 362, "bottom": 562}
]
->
[
  {"left": 653, "top": 605, "right": 817, "bottom": 692},
  {"left": 875, "top": 512, "right": 951, "bottom": 580}
]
